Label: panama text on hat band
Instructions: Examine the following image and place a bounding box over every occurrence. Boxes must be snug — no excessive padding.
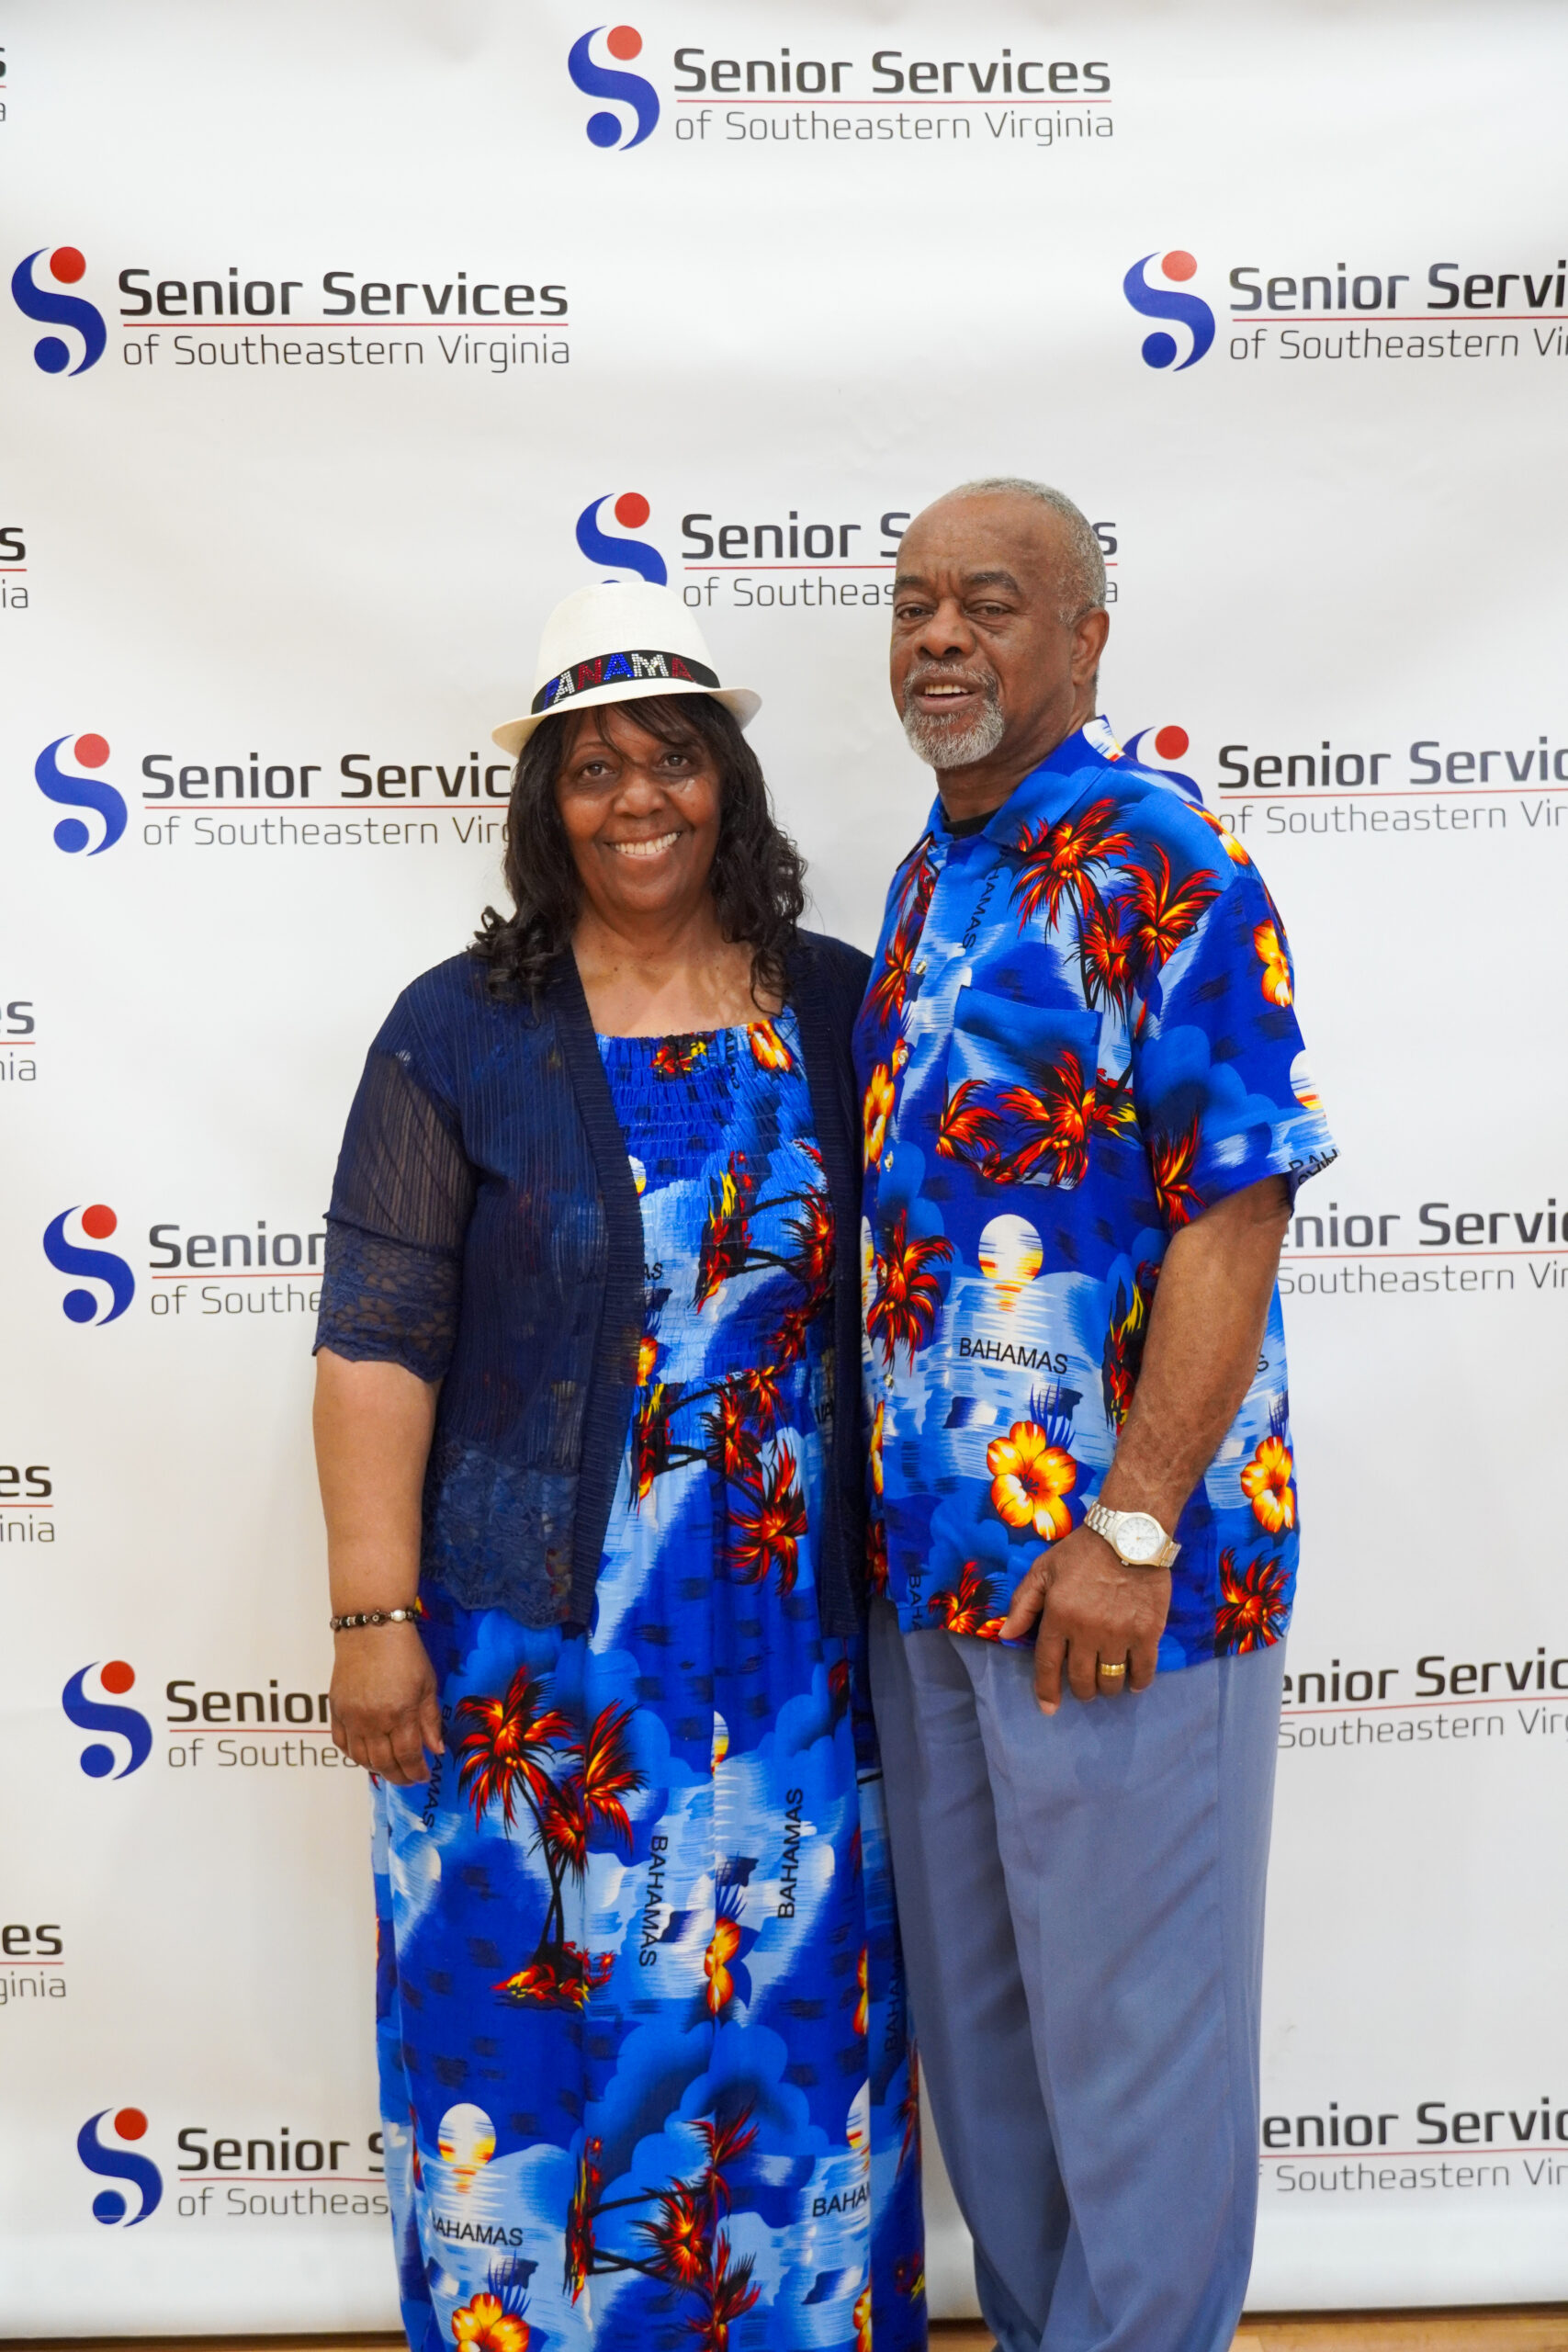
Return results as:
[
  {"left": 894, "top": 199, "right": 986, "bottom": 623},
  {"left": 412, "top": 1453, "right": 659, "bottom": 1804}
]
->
[{"left": 532, "top": 648, "right": 719, "bottom": 715}]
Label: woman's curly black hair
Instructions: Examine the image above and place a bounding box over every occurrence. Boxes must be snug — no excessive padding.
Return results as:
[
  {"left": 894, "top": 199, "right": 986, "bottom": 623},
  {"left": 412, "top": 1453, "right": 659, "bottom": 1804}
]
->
[{"left": 470, "top": 693, "right": 807, "bottom": 1006}]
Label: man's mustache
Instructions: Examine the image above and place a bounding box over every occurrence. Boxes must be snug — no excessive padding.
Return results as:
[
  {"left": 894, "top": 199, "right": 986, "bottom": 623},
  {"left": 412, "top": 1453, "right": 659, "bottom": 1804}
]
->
[{"left": 900, "top": 665, "right": 1000, "bottom": 709}]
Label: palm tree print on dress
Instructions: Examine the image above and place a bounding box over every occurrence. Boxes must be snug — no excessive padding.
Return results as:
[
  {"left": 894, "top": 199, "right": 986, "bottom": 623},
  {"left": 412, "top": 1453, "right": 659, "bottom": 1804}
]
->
[
  {"left": 373, "top": 1012, "right": 924, "bottom": 2350},
  {"left": 564, "top": 2103, "right": 764, "bottom": 2351},
  {"left": 455, "top": 1672, "right": 645, "bottom": 2009}
]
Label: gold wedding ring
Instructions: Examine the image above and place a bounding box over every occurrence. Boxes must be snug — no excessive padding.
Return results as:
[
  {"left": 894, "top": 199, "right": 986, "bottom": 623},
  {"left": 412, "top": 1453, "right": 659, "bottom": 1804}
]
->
[{"left": 1098, "top": 1661, "right": 1127, "bottom": 1678}]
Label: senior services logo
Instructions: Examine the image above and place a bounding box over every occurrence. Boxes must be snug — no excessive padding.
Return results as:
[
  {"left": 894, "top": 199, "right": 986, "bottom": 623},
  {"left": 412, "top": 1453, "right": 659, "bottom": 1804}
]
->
[
  {"left": 36, "top": 732, "right": 126, "bottom": 854},
  {"left": 1123, "top": 250, "right": 1214, "bottom": 371},
  {"left": 44, "top": 1203, "right": 136, "bottom": 1325},
  {"left": 11, "top": 246, "right": 107, "bottom": 375},
  {"left": 569, "top": 24, "right": 660, "bottom": 150},
  {"left": 62, "top": 1660, "right": 152, "bottom": 1780},
  {"left": 576, "top": 491, "right": 668, "bottom": 582},
  {"left": 78, "top": 2106, "right": 163, "bottom": 2224}
]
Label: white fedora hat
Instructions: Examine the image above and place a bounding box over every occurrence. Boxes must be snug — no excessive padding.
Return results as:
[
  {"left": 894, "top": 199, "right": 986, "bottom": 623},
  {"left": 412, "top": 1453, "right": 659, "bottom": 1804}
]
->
[{"left": 491, "top": 579, "right": 761, "bottom": 758}]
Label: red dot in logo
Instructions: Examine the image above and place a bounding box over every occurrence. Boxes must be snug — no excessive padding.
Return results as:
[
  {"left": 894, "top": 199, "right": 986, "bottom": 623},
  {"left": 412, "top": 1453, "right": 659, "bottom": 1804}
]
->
[
  {"left": 51, "top": 246, "right": 87, "bottom": 285},
  {"left": 101, "top": 1659, "right": 136, "bottom": 1695},
  {"left": 1161, "top": 251, "right": 1198, "bottom": 282},
  {"left": 605, "top": 25, "right": 641, "bottom": 60},
  {"left": 1154, "top": 725, "right": 1190, "bottom": 761},
  {"left": 114, "top": 2108, "right": 148, "bottom": 2141},
  {"left": 81, "top": 1203, "right": 118, "bottom": 1240},
  {"left": 614, "top": 492, "right": 650, "bottom": 530},
  {"left": 74, "top": 732, "right": 110, "bottom": 768}
]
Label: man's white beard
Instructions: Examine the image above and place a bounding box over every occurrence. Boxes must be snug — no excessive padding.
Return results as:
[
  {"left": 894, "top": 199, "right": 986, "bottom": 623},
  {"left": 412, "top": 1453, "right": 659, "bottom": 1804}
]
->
[{"left": 901, "top": 697, "right": 1007, "bottom": 770}]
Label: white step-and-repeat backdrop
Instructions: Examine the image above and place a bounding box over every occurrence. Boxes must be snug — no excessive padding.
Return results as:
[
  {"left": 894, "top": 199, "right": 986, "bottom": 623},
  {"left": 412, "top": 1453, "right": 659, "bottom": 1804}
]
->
[{"left": 5, "top": 1, "right": 1566, "bottom": 2333}]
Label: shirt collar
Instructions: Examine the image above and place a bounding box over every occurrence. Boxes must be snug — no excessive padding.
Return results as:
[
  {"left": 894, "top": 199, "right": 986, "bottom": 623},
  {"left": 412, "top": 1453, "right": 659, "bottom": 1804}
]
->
[{"left": 928, "top": 715, "right": 1123, "bottom": 854}]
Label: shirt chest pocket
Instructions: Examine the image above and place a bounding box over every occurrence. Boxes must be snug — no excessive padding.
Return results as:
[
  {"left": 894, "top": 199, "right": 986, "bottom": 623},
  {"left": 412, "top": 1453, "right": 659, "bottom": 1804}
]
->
[{"left": 937, "top": 984, "right": 1108, "bottom": 1193}]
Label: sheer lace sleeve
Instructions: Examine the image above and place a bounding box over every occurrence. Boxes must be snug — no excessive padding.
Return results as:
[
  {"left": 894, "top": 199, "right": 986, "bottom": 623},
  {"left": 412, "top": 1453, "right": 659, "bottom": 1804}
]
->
[{"left": 315, "top": 1038, "right": 477, "bottom": 1383}]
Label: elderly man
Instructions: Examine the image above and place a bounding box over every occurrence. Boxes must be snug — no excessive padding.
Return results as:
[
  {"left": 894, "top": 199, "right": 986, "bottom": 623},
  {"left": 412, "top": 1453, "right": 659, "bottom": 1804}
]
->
[{"left": 856, "top": 479, "right": 1335, "bottom": 2351}]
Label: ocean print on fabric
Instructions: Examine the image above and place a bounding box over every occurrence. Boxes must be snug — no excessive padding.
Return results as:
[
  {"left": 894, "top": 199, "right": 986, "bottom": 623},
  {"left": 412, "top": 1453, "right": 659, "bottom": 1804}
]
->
[
  {"left": 374, "top": 1012, "right": 923, "bottom": 2352},
  {"left": 854, "top": 718, "right": 1337, "bottom": 1670}
]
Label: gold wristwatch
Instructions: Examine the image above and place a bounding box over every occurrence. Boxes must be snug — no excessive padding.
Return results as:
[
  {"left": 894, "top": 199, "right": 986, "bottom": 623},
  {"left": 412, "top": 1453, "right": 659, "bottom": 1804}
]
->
[{"left": 1083, "top": 1502, "right": 1179, "bottom": 1569}]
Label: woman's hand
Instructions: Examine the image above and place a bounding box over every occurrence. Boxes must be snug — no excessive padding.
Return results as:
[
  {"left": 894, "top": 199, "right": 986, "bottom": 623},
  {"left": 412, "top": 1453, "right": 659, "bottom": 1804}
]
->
[{"left": 331, "top": 1621, "right": 444, "bottom": 1786}]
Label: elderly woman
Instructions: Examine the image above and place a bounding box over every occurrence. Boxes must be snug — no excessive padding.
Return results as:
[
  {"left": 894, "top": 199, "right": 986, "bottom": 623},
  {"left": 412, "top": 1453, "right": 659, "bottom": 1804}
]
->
[{"left": 313, "top": 582, "right": 923, "bottom": 2352}]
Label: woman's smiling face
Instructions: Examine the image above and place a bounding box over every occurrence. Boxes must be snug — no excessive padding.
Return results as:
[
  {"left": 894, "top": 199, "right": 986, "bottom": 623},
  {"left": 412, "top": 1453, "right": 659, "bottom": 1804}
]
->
[{"left": 555, "top": 700, "right": 724, "bottom": 934}]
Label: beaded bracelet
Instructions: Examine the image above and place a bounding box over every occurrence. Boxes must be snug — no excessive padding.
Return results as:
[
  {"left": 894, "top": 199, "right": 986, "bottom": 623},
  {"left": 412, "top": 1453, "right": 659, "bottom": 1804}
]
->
[{"left": 329, "top": 1606, "right": 421, "bottom": 1632}]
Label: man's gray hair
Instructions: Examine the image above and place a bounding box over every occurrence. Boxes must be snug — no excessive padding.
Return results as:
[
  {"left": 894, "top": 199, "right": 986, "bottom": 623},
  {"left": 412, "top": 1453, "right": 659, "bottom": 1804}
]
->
[{"left": 950, "top": 476, "right": 1107, "bottom": 621}]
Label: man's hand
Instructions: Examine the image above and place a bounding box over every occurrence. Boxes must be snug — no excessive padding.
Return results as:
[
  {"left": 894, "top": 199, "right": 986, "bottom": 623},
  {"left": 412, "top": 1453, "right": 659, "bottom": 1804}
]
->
[
  {"left": 331, "top": 1621, "right": 444, "bottom": 1786},
  {"left": 998, "top": 1526, "right": 1170, "bottom": 1715}
]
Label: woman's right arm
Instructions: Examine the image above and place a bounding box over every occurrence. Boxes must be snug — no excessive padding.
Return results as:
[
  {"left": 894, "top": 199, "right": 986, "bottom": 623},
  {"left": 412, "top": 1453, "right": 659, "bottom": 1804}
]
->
[{"left": 314, "top": 1348, "right": 444, "bottom": 1787}]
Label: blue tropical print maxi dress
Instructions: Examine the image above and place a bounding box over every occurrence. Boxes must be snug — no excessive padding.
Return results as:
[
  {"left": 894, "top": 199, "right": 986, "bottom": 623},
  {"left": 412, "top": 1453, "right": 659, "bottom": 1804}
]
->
[{"left": 372, "top": 1012, "right": 925, "bottom": 2352}]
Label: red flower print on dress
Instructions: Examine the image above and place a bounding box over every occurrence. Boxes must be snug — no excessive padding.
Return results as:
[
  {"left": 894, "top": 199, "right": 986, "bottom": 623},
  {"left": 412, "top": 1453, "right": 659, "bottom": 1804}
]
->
[{"left": 651, "top": 1034, "right": 709, "bottom": 1078}]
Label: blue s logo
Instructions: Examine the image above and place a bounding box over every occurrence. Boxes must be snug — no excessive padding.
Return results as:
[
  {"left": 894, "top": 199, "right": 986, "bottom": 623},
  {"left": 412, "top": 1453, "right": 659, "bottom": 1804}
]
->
[
  {"left": 12, "top": 246, "right": 107, "bottom": 375},
  {"left": 575, "top": 491, "right": 667, "bottom": 583},
  {"left": 63, "top": 1660, "right": 152, "bottom": 1779},
  {"left": 1123, "top": 251, "right": 1214, "bottom": 371},
  {"left": 569, "top": 25, "right": 659, "bottom": 150},
  {"left": 44, "top": 1204, "right": 136, "bottom": 1327},
  {"left": 36, "top": 733, "right": 126, "bottom": 854},
  {"left": 78, "top": 2108, "right": 163, "bottom": 2224}
]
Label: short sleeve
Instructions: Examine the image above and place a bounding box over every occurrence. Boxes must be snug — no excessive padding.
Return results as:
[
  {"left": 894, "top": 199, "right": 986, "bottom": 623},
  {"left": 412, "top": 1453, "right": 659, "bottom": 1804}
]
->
[
  {"left": 1130, "top": 854, "right": 1337, "bottom": 1226},
  {"left": 314, "top": 1011, "right": 477, "bottom": 1382}
]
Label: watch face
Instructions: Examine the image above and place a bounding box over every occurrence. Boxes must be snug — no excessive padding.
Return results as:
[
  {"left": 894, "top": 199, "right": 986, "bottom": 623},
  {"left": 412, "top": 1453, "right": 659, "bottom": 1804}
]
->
[{"left": 1117, "top": 1512, "right": 1163, "bottom": 1564}]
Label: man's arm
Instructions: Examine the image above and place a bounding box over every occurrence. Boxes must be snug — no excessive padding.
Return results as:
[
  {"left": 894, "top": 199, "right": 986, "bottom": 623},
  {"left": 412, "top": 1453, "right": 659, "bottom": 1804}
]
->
[{"left": 998, "top": 1173, "right": 1292, "bottom": 1713}]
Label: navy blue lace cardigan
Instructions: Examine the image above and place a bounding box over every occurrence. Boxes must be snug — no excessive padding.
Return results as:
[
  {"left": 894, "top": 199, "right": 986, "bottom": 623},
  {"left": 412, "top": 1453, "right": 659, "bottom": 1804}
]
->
[{"left": 315, "top": 933, "right": 872, "bottom": 1637}]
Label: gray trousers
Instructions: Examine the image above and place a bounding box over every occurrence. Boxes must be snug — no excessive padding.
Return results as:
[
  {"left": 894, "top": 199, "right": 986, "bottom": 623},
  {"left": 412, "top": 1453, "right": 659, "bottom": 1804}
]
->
[{"left": 869, "top": 1600, "right": 1284, "bottom": 2352}]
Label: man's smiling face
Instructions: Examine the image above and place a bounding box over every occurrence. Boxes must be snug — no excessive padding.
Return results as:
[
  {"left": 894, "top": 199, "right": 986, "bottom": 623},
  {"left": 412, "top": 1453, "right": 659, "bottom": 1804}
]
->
[{"left": 889, "top": 489, "right": 1109, "bottom": 813}]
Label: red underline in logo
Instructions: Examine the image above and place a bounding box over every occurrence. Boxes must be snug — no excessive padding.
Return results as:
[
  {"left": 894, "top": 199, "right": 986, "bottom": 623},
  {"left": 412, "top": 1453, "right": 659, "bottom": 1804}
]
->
[
  {"left": 141, "top": 803, "right": 504, "bottom": 814},
  {"left": 1284, "top": 1690, "right": 1552, "bottom": 1719},
  {"left": 1222, "top": 784, "right": 1565, "bottom": 799},
  {"left": 1243, "top": 312, "right": 1563, "bottom": 325},
  {"left": 0, "top": 567, "right": 26, "bottom": 573},
  {"left": 1283, "top": 1247, "right": 1561, "bottom": 1261},
  {"left": 676, "top": 96, "right": 1110, "bottom": 106},
  {"left": 0, "top": 1502, "right": 51, "bottom": 1509},
  {"left": 117, "top": 320, "right": 569, "bottom": 331},
  {"left": 182, "top": 2173, "right": 384, "bottom": 2184},
  {"left": 684, "top": 563, "right": 897, "bottom": 572},
  {"left": 1260, "top": 2146, "right": 1549, "bottom": 2163}
]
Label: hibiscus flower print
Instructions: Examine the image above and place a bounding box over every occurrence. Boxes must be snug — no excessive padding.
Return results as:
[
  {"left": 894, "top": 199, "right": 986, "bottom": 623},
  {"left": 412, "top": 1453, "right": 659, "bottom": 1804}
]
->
[
  {"left": 987, "top": 1421, "right": 1077, "bottom": 1542},
  {"left": 1254, "top": 922, "right": 1293, "bottom": 1006},
  {"left": 1240, "top": 1433, "right": 1295, "bottom": 1532}
]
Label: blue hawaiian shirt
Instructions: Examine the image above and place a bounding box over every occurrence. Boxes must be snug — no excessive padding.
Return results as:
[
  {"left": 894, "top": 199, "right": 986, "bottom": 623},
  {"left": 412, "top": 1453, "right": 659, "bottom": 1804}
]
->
[{"left": 853, "top": 717, "right": 1337, "bottom": 1671}]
